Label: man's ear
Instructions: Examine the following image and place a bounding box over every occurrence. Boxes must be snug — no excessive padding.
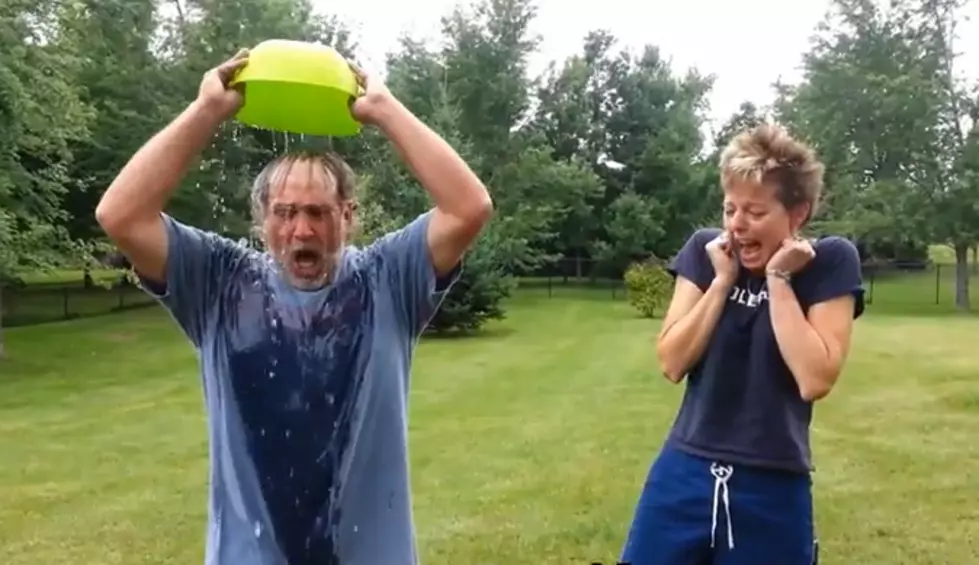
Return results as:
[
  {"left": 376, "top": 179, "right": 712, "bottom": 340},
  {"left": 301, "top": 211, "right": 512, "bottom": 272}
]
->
[
  {"left": 252, "top": 224, "right": 267, "bottom": 249},
  {"left": 344, "top": 200, "right": 359, "bottom": 243},
  {"left": 343, "top": 200, "right": 357, "bottom": 222}
]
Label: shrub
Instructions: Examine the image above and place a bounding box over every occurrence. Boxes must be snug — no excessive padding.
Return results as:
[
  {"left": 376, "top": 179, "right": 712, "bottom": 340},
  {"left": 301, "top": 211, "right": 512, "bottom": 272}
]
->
[
  {"left": 427, "top": 236, "right": 514, "bottom": 334},
  {"left": 623, "top": 258, "right": 674, "bottom": 318}
]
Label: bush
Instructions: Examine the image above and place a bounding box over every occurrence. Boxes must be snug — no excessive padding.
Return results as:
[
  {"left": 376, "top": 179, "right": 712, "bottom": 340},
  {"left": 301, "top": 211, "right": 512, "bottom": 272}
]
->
[
  {"left": 427, "top": 238, "right": 514, "bottom": 333},
  {"left": 623, "top": 258, "right": 674, "bottom": 318},
  {"left": 352, "top": 178, "right": 513, "bottom": 334}
]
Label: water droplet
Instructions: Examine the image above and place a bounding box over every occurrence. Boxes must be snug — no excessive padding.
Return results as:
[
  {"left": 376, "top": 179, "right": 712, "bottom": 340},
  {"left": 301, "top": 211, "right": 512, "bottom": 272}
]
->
[
  {"left": 289, "top": 467, "right": 295, "bottom": 478},
  {"left": 285, "top": 429, "right": 291, "bottom": 439},
  {"left": 353, "top": 525, "right": 358, "bottom": 533},
  {"left": 254, "top": 521, "right": 263, "bottom": 538},
  {"left": 269, "top": 371, "right": 276, "bottom": 379},
  {"left": 326, "top": 394, "right": 334, "bottom": 405},
  {"left": 260, "top": 428, "right": 266, "bottom": 437}
]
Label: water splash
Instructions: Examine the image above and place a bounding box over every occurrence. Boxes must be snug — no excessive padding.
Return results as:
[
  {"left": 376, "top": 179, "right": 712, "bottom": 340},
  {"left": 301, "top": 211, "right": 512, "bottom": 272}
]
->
[{"left": 196, "top": 120, "right": 386, "bottom": 559}]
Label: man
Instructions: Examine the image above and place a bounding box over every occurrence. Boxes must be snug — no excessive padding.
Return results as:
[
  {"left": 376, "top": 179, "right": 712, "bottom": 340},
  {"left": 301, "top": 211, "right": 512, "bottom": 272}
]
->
[{"left": 96, "top": 49, "right": 492, "bottom": 565}]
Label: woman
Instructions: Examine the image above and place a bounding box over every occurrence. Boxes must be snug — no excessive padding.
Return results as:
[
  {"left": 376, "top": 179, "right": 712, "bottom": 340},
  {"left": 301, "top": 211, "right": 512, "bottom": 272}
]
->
[{"left": 620, "top": 123, "right": 864, "bottom": 565}]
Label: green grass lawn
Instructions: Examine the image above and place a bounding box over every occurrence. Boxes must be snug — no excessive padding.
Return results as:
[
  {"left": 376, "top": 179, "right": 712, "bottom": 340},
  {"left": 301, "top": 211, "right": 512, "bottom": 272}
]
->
[
  {"left": 2, "top": 287, "right": 979, "bottom": 564},
  {"left": 863, "top": 266, "right": 979, "bottom": 315}
]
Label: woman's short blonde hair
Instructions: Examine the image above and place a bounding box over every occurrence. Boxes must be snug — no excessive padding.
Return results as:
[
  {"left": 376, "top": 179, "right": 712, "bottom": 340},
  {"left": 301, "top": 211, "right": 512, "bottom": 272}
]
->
[{"left": 719, "top": 123, "right": 825, "bottom": 225}]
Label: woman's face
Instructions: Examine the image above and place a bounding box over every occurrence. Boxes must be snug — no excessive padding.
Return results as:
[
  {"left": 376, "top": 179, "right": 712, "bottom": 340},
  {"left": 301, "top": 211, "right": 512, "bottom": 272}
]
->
[{"left": 722, "top": 179, "right": 809, "bottom": 272}]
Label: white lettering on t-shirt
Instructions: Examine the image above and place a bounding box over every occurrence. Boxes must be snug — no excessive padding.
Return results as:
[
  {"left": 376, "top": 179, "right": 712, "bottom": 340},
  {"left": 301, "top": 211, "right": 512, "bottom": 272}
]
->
[{"left": 729, "top": 284, "right": 768, "bottom": 308}]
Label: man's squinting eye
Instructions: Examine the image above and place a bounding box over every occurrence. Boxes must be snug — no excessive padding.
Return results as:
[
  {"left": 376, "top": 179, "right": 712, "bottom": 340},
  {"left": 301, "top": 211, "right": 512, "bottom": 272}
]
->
[
  {"left": 272, "top": 204, "right": 334, "bottom": 221},
  {"left": 273, "top": 205, "right": 297, "bottom": 220}
]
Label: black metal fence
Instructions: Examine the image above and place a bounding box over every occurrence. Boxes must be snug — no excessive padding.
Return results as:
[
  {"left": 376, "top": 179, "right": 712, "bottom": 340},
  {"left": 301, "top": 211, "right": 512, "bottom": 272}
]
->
[
  {"left": 2, "top": 259, "right": 977, "bottom": 328},
  {"left": 519, "top": 258, "right": 979, "bottom": 313},
  {"left": 1, "top": 275, "right": 156, "bottom": 328}
]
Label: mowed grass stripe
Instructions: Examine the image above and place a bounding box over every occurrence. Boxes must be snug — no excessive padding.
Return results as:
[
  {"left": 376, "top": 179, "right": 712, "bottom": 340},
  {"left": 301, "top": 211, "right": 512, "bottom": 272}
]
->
[{"left": 1, "top": 288, "right": 978, "bottom": 564}]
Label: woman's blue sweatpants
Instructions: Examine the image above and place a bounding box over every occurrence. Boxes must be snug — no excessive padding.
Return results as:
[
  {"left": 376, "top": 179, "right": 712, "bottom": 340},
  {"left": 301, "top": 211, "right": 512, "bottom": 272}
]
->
[{"left": 620, "top": 444, "right": 818, "bottom": 565}]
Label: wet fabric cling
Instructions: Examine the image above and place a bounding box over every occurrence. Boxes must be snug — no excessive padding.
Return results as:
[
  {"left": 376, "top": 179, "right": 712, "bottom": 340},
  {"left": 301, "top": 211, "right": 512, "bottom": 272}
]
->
[{"left": 139, "top": 210, "right": 459, "bottom": 565}]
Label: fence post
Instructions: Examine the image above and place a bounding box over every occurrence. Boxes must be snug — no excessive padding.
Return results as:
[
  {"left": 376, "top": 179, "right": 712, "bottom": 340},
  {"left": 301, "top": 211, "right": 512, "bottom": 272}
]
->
[
  {"left": 935, "top": 265, "right": 940, "bottom": 305},
  {"left": 867, "top": 270, "right": 874, "bottom": 305},
  {"left": 62, "top": 287, "right": 70, "bottom": 319}
]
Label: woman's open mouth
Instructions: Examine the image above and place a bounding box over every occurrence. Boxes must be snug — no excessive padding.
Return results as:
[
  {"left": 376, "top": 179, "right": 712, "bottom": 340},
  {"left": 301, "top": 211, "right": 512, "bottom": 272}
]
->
[{"left": 737, "top": 239, "right": 763, "bottom": 264}]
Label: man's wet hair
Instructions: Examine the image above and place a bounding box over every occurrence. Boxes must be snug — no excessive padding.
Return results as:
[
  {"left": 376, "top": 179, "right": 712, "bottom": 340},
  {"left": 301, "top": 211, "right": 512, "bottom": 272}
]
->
[{"left": 249, "top": 150, "right": 358, "bottom": 226}]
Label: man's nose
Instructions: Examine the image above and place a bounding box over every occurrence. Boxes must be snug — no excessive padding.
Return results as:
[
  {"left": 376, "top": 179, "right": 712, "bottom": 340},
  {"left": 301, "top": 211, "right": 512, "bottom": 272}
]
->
[{"left": 293, "top": 216, "right": 316, "bottom": 239}]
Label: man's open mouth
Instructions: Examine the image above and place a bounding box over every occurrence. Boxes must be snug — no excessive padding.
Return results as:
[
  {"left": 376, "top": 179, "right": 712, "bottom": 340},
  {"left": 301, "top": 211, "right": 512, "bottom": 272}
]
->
[{"left": 292, "top": 249, "right": 320, "bottom": 269}]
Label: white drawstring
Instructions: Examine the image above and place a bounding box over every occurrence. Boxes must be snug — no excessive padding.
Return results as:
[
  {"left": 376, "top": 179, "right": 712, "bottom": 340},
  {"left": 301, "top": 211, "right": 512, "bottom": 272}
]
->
[{"left": 710, "top": 462, "right": 735, "bottom": 550}]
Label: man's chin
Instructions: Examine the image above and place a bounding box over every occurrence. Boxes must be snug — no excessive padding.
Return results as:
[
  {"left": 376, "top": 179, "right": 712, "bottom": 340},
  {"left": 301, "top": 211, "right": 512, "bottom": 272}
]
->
[
  {"left": 284, "top": 267, "right": 328, "bottom": 290},
  {"left": 289, "top": 277, "right": 327, "bottom": 291}
]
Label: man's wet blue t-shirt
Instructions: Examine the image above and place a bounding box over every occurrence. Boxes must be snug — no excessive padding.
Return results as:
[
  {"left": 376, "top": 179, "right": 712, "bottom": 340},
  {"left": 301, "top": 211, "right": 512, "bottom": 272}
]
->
[{"left": 139, "top": 211, "right": 458, "bottom": 565}]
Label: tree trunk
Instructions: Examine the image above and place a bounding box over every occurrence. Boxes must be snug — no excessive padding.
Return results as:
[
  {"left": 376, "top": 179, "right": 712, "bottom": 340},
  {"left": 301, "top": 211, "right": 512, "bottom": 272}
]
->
[
  {"left": 0, "top": 285, "right": 5, "bottom": 359},
  {"left": 954, "top": 242, "right": 971, "bottom": 310}
]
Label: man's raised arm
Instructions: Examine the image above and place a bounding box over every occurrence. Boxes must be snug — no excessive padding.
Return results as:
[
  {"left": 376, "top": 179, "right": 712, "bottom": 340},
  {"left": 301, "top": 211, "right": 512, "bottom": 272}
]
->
[
  {"left": 350, "top": 65, "right": 493, "bottom": 276},
  {"left": 95, "top": 50, "right": 249, "bottom": 284}
]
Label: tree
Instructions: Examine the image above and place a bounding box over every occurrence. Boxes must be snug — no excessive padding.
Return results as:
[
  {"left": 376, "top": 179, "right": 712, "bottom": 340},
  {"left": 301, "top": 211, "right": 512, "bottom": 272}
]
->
[
  {"left": 55, "top": 0, "right": 170, "bottom": 242},
  {"left": 918, "top": 0, "right": 979, "bottom": 309},
  {"left": 367, "top": 0, "right": 608, "bottom": 331},
  {"left": 532, "top": 32, "right": 716, "bottom": 275},
  {"left": 2, "top": 0, "right": 742, "bottom": 339},
  {"left": 775, "top": 0, "right": 978, "bottom": 309},
  {"left": 775, "top": 0, "right": 937, "bottom": 249},
  {"left": 0, "top": 0, "right": 93, "bottom": 357}
]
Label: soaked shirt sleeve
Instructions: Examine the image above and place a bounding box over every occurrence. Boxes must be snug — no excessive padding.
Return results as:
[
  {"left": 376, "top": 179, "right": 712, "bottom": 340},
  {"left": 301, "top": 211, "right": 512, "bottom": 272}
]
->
[
  {"left": 137, "top": 213, "right": 247, "bottom": 347},
  {"left": 368, "top": 210, "right": 463, "bottom": 335}
]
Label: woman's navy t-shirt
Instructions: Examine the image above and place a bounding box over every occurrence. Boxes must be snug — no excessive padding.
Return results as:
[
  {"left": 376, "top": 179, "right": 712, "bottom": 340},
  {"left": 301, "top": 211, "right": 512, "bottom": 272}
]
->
[{"left": 665, "top": 227, "right": 865, "bottom": 474}]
